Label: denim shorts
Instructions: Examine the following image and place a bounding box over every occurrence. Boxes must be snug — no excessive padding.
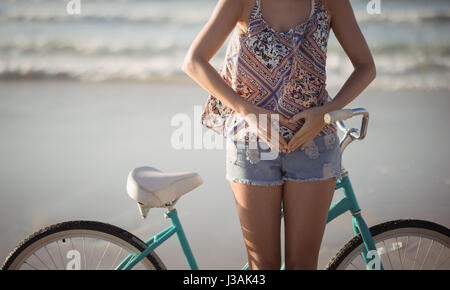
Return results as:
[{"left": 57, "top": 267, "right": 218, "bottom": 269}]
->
[{"left": 225, "top": 131, "right": 342, "bottom": 186}]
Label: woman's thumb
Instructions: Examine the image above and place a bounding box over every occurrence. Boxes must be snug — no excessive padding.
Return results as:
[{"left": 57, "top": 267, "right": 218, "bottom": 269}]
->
[{"left": 289, "top": 111, "right": 305, "bottom": 123}]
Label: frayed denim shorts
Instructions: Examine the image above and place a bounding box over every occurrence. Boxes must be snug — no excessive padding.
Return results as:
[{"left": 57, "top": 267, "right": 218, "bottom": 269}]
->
[{"left": 225, "top": 131, "right": 342, "bottom": 186}]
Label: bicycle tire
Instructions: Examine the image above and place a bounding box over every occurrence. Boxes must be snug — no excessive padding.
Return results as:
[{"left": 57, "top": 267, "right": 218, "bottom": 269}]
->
[
  {"left": 325, "top": 219, "right": 450, "bottom": 270},
  {"left": 2, "top": 220, "right": 167, "bottom": 270}
]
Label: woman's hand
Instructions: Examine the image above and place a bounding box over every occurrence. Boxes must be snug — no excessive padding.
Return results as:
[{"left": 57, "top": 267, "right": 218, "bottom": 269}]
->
[
  {"left": 287, "top": 106, "right": 327, "bottom": 152},
  {"left": 241, "top": 104, "right": 290, "bottom": 153}
]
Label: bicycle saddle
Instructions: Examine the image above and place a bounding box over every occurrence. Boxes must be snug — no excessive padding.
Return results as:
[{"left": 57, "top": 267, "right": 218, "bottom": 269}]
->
[{"left": 126, "top": 166, "right": 203, "bottom": 216}]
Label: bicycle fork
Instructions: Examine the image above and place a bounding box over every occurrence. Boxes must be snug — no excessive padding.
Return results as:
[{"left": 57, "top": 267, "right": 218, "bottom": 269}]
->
[{"left": 338, "top": 175, "right": 383, "bottom": 270}]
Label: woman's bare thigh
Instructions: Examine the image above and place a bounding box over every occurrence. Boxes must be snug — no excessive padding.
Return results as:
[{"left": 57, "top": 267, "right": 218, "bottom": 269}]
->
[
  {"left": 282, "top": 177, "right": 337, "bottom": 269},
  {"left": 229, "top": 181, "right": 283, "bottom": 270}
]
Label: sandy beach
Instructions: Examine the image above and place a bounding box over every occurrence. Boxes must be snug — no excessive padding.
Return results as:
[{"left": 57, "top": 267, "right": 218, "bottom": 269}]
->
[{"left": 0, "top": 80, "right": 448, "bottom": 269}]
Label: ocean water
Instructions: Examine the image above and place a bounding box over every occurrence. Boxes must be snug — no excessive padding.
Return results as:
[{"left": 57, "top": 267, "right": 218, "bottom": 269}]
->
[{"left": 1, "top": 0, "right": 449, "bottom": 90}]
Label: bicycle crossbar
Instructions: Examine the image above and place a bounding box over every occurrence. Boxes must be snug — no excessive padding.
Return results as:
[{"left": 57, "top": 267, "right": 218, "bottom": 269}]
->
[
  {"left": 117, "top": 225, "right": 177, "bottom": 270},
  {"left": 117, "top": 209, "right": 199, "bottom": 270}
]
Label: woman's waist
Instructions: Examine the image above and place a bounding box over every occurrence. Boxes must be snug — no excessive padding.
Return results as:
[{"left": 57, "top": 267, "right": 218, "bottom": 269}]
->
[{"left": 225, "top": 114, "right": 336, "bottom": 139}]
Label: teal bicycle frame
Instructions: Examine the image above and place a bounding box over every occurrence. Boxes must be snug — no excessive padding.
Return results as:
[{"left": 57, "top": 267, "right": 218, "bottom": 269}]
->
[{"left": 116, "top": 172, "right": 382, "bottom": 270}]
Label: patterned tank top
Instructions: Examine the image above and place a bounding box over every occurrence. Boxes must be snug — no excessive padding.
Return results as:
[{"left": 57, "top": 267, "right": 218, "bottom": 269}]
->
[{"left": 200, "top": 0, "right": 337, "bottom": 143}]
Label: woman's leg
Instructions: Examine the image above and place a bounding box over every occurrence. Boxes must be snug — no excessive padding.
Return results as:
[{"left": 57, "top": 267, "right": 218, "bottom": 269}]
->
[
  {"left": 283, "top": 178, "right": 337, "bottom": 270},
  {"left": 229, "top": 181, "right": 283, "bottom": 270}
]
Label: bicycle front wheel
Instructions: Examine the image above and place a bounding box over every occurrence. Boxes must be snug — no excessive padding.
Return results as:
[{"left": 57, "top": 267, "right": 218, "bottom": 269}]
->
[
  {"left": 326, "top": 219, "right": 450, "bottom": 270},
  {"left": 2, "top": 220, "right": 166, "bottom": 270}
]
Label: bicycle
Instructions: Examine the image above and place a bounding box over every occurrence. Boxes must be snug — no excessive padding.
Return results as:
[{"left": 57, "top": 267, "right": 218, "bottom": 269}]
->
[{"left": 2, "top": 108, "right": 449, "bottom": 270}]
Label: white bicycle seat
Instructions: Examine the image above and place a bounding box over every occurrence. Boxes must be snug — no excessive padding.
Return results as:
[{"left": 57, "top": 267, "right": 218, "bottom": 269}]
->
[{"left": 126, "top": 166, "right": 203, "bottom": 216}]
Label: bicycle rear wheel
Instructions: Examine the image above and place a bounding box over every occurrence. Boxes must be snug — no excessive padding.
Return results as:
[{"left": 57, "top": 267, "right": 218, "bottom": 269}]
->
[
  {"left": 2, "top": 220, "right": 166, "bottom": 270},
  {"left": 326, "top": 219, "right": 450, "bottom": 270}
]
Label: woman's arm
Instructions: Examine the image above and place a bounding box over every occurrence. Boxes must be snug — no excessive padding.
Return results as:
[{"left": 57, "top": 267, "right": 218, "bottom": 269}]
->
[
  {"left": 321, "top": 0, "right": 377, "bottom": 113},
  {"left": 287, "top": 0, "right": 376, "bottom": 151},
  {"left": 182, "top": 0, "right": 289, "bottom": 151},
  {"left": 181, "top": 0, "right": 251, "bottom": 115}
]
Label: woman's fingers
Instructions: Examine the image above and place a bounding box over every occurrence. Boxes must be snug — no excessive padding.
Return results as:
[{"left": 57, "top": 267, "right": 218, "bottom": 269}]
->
[
  {"left": 267, "top": 121, "right": 289, "bottom": 152},
  {"left": 288, "top": 131, "right": 313, "bottom": 151},
  {"left": 288, "top": 110, "right": 307, "bottom": 123},
  {"left": 246, "top": 107, "right": 323, "bottom": 152},
  {"left": 277, "top": 134, "right": 288, "bottom": 152},
  {"left": 278, "top": 114, "right": 290, "bottom": 125},
  {"left": 255, "top": 120, "right": 288, "bottom": 152},
  {"left": 243, "top": 108, "right": 292, "bottom": 152},
  {"left": 258, "top": 127, "right": 288, "bottom": 152},
  {"left": 289, "top": 134, "right": 305, "bottom": 151}
]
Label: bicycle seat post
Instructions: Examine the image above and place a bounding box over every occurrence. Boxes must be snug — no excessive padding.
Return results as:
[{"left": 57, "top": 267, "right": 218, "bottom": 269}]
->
[
  {"left": 164, "top": 206, "right": 199, "bottom": 270},
  {"left": 164, "top": 205, "right": 175, "bottom": 219}
]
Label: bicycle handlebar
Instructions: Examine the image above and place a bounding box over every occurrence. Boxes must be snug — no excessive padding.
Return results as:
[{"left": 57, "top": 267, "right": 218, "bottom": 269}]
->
[
  {"left": 323, "top": 109, "right": 354, "bottom": 124},
  {"left": 324, "top": 108, "right": 369, "bottom": 139},
  {"left": 323, "top": 108, "right": 370, "bottom": 154}
]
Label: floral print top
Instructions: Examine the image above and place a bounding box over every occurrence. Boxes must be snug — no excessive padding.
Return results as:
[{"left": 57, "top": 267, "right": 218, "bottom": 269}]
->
[{"left": 200, "top": 0, "right": 337, "bottom": 143}]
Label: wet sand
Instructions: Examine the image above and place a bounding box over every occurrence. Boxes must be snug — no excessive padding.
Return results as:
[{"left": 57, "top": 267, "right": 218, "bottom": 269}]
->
[{"left": 0, "top": 80, "right": 448, "bottom": 269}]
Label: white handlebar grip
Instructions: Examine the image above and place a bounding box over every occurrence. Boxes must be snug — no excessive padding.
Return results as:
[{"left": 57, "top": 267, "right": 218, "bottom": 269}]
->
[{"left": 324, "top": 109, "right": 354, "bottom": 124}]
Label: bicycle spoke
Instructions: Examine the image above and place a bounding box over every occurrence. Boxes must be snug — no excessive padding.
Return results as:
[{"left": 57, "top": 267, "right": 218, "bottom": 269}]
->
[
  {"left": 32, "top": 253, "right": 50, "bottom": 270},
  {"left": 112, "top": 248, "right": 123, "bottom": 270},
  {"left": 85, "top": 238, "right": 91, "bottom": 270},
  {"left": 412, "top": 236, "right": 422, "bottom": 270},
  {"left": 420, "top": 240, "right": 434, "bottom": 270},
  {"left": 96, "top": 241, "right": 111, "bottom": 270},
  {"left": 435, "top": 256, "right": 449, "bottom": 270},
  {"left": 125, "top": 253, "right": 137, "bottom": 269},
  {"left": 402, "top": 236, "right": 409, "bottom": 268},
  {"left": 69, "top": 238, "right": 76, "bottom": 253},
  {"left": 23, "top": 261, "right": 38, "bottom": 270},
  {"left": 82, "top": 236, "right": 86, "bottom": 270},
  {"left": 44, "top": 245, "right": 58, "bottom": 270},
  {"left": 349, "top": 261, "right": 360, "bottom": 270},
  {"left": 87, "top": 238, "right": 100, "bottom": 270},
  {"left": 432, "top": 244, "right": 445, "bottom": 270},
  {"left": 382, "top": 240, "right": 393, "bottom": 270},
  {"left": 56, "top": 240, "right": 65, "bottom": 270},
  {"left": 395, "top": 237, "right": 403, "bottom": 270}
]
